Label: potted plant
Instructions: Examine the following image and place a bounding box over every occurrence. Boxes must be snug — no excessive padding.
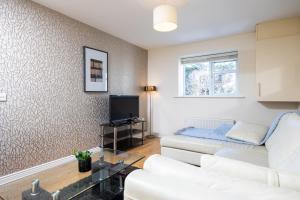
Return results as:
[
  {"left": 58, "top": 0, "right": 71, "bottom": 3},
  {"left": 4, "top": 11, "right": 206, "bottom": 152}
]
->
[{"left": 73, "top": 150, "right": 92, "bottom": 172}]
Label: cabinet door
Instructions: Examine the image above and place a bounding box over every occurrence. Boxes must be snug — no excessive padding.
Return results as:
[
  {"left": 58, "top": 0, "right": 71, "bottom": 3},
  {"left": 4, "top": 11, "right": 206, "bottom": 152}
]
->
[{"left": 256, "top": 35, "right": 300, "bottom": 102}]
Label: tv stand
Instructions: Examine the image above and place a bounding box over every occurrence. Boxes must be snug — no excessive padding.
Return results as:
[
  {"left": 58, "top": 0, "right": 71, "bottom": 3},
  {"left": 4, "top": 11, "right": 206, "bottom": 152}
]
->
[{"left": 100, "top": 119, "right": 146, "bottom": 151}]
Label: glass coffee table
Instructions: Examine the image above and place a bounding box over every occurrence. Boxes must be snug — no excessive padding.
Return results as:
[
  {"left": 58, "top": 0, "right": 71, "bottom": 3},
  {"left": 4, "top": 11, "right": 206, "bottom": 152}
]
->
[{"left": 0, "top": 148, "right": 144, "bottom": 200}]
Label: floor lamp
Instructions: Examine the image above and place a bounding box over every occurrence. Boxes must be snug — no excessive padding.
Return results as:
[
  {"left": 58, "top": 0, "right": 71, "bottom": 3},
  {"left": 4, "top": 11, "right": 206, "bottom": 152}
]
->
[{"left": 144, "top": 86, "right": 157, "bottom": 138}]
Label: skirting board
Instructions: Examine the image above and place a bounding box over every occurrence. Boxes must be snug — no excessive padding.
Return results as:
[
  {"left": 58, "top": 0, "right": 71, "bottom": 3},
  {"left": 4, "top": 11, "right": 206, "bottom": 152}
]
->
[{"left": 0, "top": 147, "right": 100, "bottom": 186}]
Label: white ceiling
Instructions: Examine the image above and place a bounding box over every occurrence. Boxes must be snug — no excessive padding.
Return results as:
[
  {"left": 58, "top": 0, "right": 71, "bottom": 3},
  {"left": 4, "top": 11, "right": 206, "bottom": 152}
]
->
[{"left": 32, "top": 0, "right": 300, "bottom": 49}]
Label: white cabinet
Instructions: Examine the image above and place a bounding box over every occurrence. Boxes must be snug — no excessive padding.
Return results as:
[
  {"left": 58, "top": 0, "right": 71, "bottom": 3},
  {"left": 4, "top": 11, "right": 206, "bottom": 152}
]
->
[{"left": 256, "top": 17, "right": 300, "bottom": 102}]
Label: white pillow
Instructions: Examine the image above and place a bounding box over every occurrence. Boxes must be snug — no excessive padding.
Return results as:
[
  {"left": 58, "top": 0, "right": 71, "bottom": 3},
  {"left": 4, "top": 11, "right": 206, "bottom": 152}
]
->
[{"left": 225, "top": 121, "right": 268, "bottom": 145}]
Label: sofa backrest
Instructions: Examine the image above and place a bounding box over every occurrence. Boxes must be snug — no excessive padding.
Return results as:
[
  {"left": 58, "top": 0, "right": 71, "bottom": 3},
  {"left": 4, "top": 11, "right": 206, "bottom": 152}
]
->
[{"left": 266, "top": 113, "right": 300, "bottom": 174}]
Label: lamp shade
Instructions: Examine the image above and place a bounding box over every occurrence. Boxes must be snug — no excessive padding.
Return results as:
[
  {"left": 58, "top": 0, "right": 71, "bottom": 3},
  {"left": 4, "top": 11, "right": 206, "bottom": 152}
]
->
[
  {"left": 144, "top": 86, "right": 157, "bottom": 92},
  {"left": 153, "top": 5, "right": 177, "bottom": 32}
]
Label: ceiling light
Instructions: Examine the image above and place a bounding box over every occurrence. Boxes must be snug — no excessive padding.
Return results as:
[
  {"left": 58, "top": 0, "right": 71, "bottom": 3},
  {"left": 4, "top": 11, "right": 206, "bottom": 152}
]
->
[{"left": 153, "top": 5, "right": 177, "bottom": 32}]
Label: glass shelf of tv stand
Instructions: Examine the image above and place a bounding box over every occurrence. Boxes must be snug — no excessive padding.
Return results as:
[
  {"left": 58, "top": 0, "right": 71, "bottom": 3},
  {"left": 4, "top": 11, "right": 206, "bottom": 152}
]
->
[
  {"left": 100, "top": 119, "right": 146, "bottom": 127},
  {"left": 100, "top": 119, "right": 146, "bottom": 151}
]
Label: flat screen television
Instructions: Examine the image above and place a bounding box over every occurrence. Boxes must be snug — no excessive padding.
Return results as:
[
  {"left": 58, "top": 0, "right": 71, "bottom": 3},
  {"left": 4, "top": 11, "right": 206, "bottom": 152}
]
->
[{"left": 109, "top": 95, "right": 139, "bottom": 123}]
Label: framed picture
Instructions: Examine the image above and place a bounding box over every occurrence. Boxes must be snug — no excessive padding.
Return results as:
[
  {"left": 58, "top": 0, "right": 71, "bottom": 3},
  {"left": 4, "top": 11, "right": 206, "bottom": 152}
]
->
[{"left": 83, "top": 46, "right": 108, "bottom": 92}]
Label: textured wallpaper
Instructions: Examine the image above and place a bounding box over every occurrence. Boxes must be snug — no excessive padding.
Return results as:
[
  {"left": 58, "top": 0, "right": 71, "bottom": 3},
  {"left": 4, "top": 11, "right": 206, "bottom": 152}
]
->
[{"left": 0, "top": 0, "right": 147, "bottom": 176}]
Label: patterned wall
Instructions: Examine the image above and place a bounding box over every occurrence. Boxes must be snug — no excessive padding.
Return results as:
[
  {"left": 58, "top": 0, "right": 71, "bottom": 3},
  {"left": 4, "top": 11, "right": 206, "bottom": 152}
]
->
[{"left": 0, "top": 0, "right": 147, "bottom": 176}]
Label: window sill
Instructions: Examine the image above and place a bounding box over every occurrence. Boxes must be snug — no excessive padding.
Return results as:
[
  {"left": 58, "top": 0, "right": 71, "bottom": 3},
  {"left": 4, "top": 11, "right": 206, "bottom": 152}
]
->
[{"left": 174, "top": 95, "right": 245, "bottom": 99}]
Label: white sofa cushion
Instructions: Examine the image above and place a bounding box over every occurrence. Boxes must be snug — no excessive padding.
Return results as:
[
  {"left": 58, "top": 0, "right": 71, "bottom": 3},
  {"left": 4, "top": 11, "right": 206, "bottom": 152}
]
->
[
  {"left": 161, "top": 135, "right": 266, "bottom": 155},
  {"left": 266, "top": 113, "right": 300, "bottom": 173},
  {"left": 278, "top": 170, "right": 300, "bottom": 191},
  {"left": 200, "top": 154, "right": 300, "bottom": 191},
  {"left": 277, "top": 147, "right": 300, "bottom": 174},
  {"left": 200, "top": 154, "right": 279, "bottom": 187},
  {"left": 225, "top": 121, "right": 268, "bottom": 145},
  {"left": 215, "top": 147, "right": 269, "bottom": 167}
]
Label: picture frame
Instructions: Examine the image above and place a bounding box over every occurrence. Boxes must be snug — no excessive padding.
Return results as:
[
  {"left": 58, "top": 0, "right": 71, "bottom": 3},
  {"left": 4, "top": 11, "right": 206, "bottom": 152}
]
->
[{"left": 83, "top": 46, "right": 108, "bottom": 92}]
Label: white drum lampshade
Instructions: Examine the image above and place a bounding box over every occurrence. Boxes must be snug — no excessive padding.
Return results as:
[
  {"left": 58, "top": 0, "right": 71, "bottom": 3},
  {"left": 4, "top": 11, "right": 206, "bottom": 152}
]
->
[{"left": 153, "top": 5, "right": 177, "bottom": 32}]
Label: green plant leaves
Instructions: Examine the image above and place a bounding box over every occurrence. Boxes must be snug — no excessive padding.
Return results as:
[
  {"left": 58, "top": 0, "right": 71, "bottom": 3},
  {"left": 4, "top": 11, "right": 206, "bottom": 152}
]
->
[{"left": 73, "top": 150, "right": 92, "bottom": 161}]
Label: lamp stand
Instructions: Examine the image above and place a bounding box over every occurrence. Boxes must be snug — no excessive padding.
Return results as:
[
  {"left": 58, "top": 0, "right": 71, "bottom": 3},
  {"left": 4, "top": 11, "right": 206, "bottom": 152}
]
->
[{"left": 146, "top": 92, "right": 155, "bottom": 139}]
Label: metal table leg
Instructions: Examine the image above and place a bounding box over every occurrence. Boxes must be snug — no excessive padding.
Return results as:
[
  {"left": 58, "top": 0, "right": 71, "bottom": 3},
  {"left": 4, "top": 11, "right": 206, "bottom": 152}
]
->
[
  {"left": 113, "top": 127, "right": 117, "bottom": 152},
  {"left": 142, "top": 121, "right": 144, "bottom": 144},
  {"left": 119, "top": 175, "right": 123, "bottom": 190},
  {"left": 130, "top": 123, "right": 133, "bottom": 146},
  {"left": 100, "top": 125, "right": 104, "bottom": 147}
]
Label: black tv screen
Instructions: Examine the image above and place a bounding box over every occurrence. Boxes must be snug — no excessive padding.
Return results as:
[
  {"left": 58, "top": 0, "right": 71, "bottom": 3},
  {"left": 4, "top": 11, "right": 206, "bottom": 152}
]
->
[{"left": 109, "top": 95, "right": 139, "bottom": 122}]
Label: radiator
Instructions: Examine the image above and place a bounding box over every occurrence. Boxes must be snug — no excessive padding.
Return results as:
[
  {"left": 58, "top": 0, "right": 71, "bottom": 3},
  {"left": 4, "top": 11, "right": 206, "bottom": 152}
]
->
[{"left": 184, "top": 118, "right": 235, "bottom": 129}]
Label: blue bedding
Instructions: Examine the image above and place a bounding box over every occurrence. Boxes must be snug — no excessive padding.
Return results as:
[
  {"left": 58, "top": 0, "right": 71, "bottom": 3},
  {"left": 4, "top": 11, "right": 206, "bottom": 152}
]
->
[
  {"left": 176, "top": 112, "right": 300, "bottom": 145},
  {"left": 175, "top": 123, "right": 251, "bottom": 144}
]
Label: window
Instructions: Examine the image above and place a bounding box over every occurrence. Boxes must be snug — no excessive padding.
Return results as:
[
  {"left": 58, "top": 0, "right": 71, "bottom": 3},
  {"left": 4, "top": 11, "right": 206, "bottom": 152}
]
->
[{"left": 179, "top": 51, "right": 238, "bottom": 97}]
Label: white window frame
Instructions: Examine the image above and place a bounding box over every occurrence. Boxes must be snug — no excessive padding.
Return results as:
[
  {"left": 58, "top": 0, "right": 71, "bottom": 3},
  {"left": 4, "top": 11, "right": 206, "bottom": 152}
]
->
[{"left": 179, "top": 51, "right": 240, "bottom": 97}]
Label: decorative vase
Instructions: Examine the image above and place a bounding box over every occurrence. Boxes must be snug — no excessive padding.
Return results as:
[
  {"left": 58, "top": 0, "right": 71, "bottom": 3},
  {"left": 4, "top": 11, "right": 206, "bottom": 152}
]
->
[{"left": 78, "top": 157, "right": 92, "bottom": 172}]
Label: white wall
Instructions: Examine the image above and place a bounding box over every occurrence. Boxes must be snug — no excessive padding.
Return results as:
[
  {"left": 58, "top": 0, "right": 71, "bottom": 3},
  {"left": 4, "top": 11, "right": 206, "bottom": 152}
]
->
[{"left": 148, "top": 33, "right": 298, "bottom": 136}]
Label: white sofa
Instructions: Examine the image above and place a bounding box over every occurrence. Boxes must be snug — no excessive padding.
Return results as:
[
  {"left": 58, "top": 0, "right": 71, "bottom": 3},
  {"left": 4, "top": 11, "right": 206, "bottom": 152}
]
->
[
  {"left": 124, "top": 155, "right": 300, "bottom": 200},
  {"left": 161, "top": 113, "right": 300, "bottom": 173},
  {"left": 124, "top": 112, "right": 300, "bottom": 200},
  {"left": 160, "top": 118, "right": 269, "bottom": 166}
]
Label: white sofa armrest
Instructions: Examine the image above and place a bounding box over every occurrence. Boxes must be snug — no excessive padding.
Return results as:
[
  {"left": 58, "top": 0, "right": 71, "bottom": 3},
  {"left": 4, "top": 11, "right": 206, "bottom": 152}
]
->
[
  {"left": 143, "top": 154, "right": 202, "bottom": 180},
  {"left": 200, "top": 154, "right": 279, "bottom": 187},
  {"left": 124, "top": 169, "right": 234, "bottom": 200}
]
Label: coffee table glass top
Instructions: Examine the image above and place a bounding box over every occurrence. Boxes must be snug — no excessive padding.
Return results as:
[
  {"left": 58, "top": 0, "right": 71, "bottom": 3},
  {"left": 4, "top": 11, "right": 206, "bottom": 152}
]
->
[{"left": 0, "top": 148, "right": 144, "bottom": 200}]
